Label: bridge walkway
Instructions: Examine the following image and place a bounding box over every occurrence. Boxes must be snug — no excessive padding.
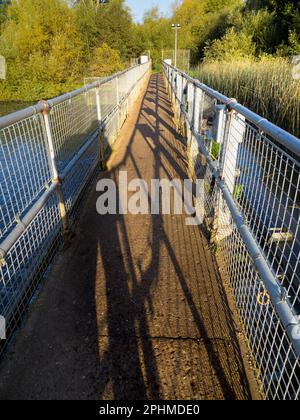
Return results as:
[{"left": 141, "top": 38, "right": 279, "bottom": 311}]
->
[{"left": 0, "top": 74, "right": 258, "bottom": 400}]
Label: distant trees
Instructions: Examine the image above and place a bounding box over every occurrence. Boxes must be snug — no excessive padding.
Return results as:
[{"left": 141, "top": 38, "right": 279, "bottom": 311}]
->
[
  {"left": 134, "top": 7, "right": 173, "bottom": 70},
  {"left": 0, "top": 0, "right": 138, "bottom": 100},
  {"left": 201, "top": 0, "right": 300, "bottom": 62},
  {"left": 0, "top": 0, "right": 299, "bottom": 101},
  {"left": 246, "top": 0, "right": 300, "bottom": 53},
  {"left": 172, "top": 0, "right": 242, "bottom": 61},
  {"left": 268, "top": 1, "right": 300, "bottom": 51},
  {"left": 75, "top": 0, "right": 136, "bottom": 61},
  {"left": 0, "top": 0, "right": 83, "bottom": 100}
]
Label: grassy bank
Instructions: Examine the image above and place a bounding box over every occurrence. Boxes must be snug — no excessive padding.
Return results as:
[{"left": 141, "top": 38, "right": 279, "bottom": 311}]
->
[{"left": 191, "top": 57, "right": 300, "bottom": 138}]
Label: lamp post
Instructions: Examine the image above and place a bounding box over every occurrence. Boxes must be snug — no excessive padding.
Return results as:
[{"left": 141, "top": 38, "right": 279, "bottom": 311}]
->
[{"left": 171, "top": 23, "right": 181, "bottom": 68}]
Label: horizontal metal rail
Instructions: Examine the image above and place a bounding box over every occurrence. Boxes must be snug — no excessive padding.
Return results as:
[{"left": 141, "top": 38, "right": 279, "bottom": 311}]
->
[
  {"left": 0, "top": 64, "right": 145, "bottom": 130},
  {"left": 0, "top": 181, "right": 58, "bottom": 261},
  {"left": 163, "top": 61, "right": 300, "bottom": 400}
]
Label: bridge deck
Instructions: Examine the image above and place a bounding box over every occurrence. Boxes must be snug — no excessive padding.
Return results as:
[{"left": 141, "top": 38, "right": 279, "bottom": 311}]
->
[{"left": 0, "top": 74, "right": 258, "bottom": 400}]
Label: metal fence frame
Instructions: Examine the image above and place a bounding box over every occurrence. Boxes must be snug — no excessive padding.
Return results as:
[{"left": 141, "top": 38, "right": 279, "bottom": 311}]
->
[
  {"left": 0, "top": 61, "right": 151, "bottom": 356},
  {"left": 163, "top": 62, "right": 300, "bottom": 400}
]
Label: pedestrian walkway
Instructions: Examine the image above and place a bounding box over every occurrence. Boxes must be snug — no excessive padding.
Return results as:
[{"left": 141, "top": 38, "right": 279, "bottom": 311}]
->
[{"left": 0, "top": 74, "right": 258, "bottom": 400}]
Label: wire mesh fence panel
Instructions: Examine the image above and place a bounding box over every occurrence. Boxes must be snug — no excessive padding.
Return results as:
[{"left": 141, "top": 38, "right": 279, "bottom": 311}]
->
[
  {"left": 224, "top": 114, "right": 300, "bottom": 313},
  {"left": 163, "top": 62, "right": 300, "bottom": 400},
  {"left": 99, "top": 79, "right": 118, "bottom": 121},
  {"left": 118, "top": 72, "right": 128, "bottom": 103},
  {"left": 0, "top": 115, "right": 52, "bottom": 239},
  {"left": 162, "top": 49, "right": 191, "bottom": 73},
  {"left": 215, "top": 193, "right": 300, "bottom": 400},
  {"left": 49, "top": 90, "right": 98, "bottom": 172},
  {"left": 0, "top": 62, "right": 151, "bottom": 359},
  {"left": 62, "top": 135, "right": 100, "bottom": 224},
  {"left": 0, "top": 191, "right": 63, "bottom": 356},
  {"left": 103, "top": 109, "right": 119, "bottom": 152}
]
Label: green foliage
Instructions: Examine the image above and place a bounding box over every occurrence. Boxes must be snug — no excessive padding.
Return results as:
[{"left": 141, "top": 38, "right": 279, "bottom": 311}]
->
[
  {"left": 133, "top": 7, "right": 173, "bottom": 71},
  {"left": 0, "top": 0, "right": 137, "bottom": 101},
  {"left": 276, "top": 31, "right": 300, "bottom": 56},
  {"left": 0, "top": 0, "right": 299, "bottom": 104},
  {"left": 240, "top": 9, "right": 277, "bottom": 54},
  {"left": 233, "top": 185, "right": 244, "bottom": 200},
  {"left": 246, "top": 0, "right": 300, "bottom": 53},
  {"left": 89, "top": 43, "right": 123, "bottom": 76},
  {"left": 0, "top": 2, "right": 8, "bottom": 29},
  {"left": 172, "top": 0, "right": 243, "bottom": 62},
  {"left": 75, "top": 0, "right": 136, "bottom": 61},
  {"left": 210, "top": 141, "right": 221, "bottom": 161},
  {"left": 0, "top": 0, "right": 83, "bottom": 101},
  {"left": 204, "top": 28, "right": 256, "bottom": 61}
]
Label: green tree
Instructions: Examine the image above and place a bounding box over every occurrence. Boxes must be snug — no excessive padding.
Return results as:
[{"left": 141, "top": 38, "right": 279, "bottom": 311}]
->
[
  {"left": 0, "top": 0, "right": 83, "bottom": 100},
  {"left": 74, "top": 0, "right": 100, "bottom": 60},
  {"left": 89, "top": 43, "right": 123, "bottom": 76},
  {"left": 204, "top": 27, "right": 256, "bottom": 61},
  {"left": 75, "top": 0, "right": 136, "bottom": 61},
  {"left": 246, "top": 0, "right": 300, "bottom": 52},
  {"left": 134, "top": 7, "right": 173, "bottom": 70},
  {"left": 238, "top": 9, "right": 277, "bottom": 54},
  {"left": 0, "top": 0, "right": 9, "bottom": 29},
  {"left": 172, "top": 0, "right": 243, "bottom": 62}
]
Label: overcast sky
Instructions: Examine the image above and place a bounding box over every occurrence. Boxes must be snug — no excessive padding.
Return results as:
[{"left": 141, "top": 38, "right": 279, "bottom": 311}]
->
[{"left": 126, "top": 0, "right": 175, "bottom": 23}]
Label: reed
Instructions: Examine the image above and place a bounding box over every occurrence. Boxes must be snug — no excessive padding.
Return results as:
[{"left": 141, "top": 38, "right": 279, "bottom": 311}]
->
[{"left": 191, "top": 57, "right": 300, "bottom": 138}]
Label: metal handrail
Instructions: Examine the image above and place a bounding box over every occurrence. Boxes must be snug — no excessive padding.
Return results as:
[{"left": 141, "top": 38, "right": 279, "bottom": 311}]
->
[
  {"left": 0, "top": 63, "right": 150, "bottom": 258},
  {"left": 0, "top": 63, "right": 143, "bottom": 130},
  {"left": 165, "top": 63, "right": 300, "bottom": 157}
]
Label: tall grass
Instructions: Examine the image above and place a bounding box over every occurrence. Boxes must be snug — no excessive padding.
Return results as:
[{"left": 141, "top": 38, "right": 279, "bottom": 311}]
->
[{"left": 191, "top": 57, "right": 300, "bottom": 138}]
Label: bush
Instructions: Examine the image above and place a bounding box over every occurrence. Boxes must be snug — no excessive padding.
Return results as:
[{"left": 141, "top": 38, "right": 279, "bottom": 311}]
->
[{"left": 204, "top": 28, "right": 256, "bottom": 61}]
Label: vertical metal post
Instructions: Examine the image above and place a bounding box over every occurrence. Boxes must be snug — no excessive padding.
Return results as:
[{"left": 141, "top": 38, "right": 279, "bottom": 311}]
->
[
  {"left": 180, "top": 76, "right": 187, "bottom": 135},
  {"left": 95, "top": 87, "right": 107, "bottom": 171},
  {"left": 192, "top": 84, "right": 198, "bottom": 131},
  {"left": 174, "top": 28, "right": 178, "bottom": 68},
  {"left": 187, "top": 82, "right": 197, "bottom": 174},
  {"left": 42, "top": 104, "right": 69, "bottom": 236},
  {"left": 213, "top": 108, "right": 246, "bottom": 243},
  {"left": 220, "top": 110, "right": 245, "bottom": 192},
  {"left": 115, "top": 76, "right": 120, "bottom": 106},
  {"left": 187, "top": 81, "right": 194, "bottom": 123},
  {"left": 115, "top": 76, "right": 120, "bottom": 133},
  {"left": 171, "top": 24, "right": 181, "bottom": 68},
  {"left": 171, "top": 70, "right": 175, "bottom": 104}
]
